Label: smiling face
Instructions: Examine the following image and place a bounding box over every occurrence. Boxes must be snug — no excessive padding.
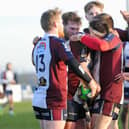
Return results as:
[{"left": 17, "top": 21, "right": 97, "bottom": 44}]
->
[
  {"left": 62, "top": 12, "right": 82, "bottom": 40},
  {"left": 63, "top": 20, "right": 81, "bottom": 40}
]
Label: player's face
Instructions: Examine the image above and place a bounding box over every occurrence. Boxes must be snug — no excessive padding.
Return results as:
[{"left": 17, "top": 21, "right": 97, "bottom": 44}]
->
[
  {"left": 85, "top": 6, "right": 103, "bottom": 22},
  {"left": 64, "top": 21, "right": 81, "bottom": 40},
  {"left": 7, "top": 63, "right": 13, "bottom": 70}
]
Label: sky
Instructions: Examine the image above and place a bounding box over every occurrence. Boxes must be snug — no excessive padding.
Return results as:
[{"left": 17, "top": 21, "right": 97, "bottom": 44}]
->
[{"left": 0, "top": 0, "right": 128, "bottom": 73}]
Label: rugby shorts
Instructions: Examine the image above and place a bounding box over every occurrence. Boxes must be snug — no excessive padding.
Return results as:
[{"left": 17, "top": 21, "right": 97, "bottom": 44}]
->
[
  {"left": 92, "top": 99, "right": 121, "bottom": 120},
  {"left": 33, "top": 106, "right": 67, "bottom": 120},
  {"left": 66, "top": 100, "right": 85, "bottom": 121}
]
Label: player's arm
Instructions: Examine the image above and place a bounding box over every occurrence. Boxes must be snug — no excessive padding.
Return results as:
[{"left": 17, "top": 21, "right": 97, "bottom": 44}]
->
[
  {"left": 80, "top": 61, "right": 101, "bottom": 95},
  {"left": 33, "top": 36, "right": 41, "bottom": 45},
  {"left": 67, "top": 57, "right": 98, "bottom": 97},
  {"left": 70, "top": 34, "right": 121, "bottom": 52},
  {"left": 58, "top": 40, "right": 99, "bottom": 97},
  {"left": 120, "top": 10, "right": 129, "bottom": 41},
  {"left": 58, "top": 40, "right": 92, "bottom": 84},
  {"left": 32, "top": 47, "right": 35, "bottom": 66},
  {"left": 122, "top": 72, "right": 129, "bottom": 81},
  {"left": 32, "top": 36, "right": 42, "bottom": 65},
  {"left": 120, "top": 10, "right": 129, "bottom": 24}
]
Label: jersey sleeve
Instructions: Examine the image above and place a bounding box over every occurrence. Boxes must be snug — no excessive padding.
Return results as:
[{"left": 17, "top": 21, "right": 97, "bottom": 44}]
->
[
  {"left": 116, "top": 28, "right": 129, "bottom": 41},
  {"left": 55, "top": 40, "right": 92, "bottom": 84},
  {"left": 80, "top": 34, "right": 121, "bottom": 52},
  {"left": 56, "top": 40, "right": 74, "bottom": 62}
]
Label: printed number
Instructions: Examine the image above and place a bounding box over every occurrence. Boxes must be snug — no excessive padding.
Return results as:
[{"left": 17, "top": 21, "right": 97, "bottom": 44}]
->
[{"left": 36, "top": 54, "right": 45, "bottom": 73}]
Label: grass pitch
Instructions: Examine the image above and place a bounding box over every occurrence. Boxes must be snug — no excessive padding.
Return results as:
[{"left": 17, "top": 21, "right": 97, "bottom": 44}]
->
[
  {"left": 0, "top": 101, "right": 40, "bottom": 129},
  {"left": 0, "top": 101, "right": 127, "bottom": 129}
]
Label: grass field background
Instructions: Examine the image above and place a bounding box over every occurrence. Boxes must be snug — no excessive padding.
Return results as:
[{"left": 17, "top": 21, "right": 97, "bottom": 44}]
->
[
  {"left": 0, "top": 101, "right": 40, "bottom": 129},
  {"left": 0, "top": 101, "right": 126, "bottom": 129}
]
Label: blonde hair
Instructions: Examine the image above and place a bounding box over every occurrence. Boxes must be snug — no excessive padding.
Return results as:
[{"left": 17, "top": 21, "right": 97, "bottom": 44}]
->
[{"left": 40, "top": 8, "right": 61, "bottom": 32}]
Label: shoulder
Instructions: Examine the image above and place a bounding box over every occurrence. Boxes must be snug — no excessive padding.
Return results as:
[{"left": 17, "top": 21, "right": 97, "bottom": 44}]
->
[
  {"left": 50, "top": 36, "right": 65, "bottom": 44},
  {"left": 104, "top": 33, "right": 115, "bottom": 41},
  {"left": 104, "top": 33, "right": 121, "bottom": 42},
  {"left": 115, "top": 28, "right": 128, "bottom": 41}
]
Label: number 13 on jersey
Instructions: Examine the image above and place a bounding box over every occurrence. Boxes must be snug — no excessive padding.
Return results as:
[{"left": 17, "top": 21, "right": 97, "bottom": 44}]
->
[{"left": 36, "top": 54, "right": 45, "bottom": 73}]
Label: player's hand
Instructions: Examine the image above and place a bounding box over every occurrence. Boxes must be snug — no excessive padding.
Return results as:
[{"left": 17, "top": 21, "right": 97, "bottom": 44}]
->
[
  {"left": 123, "top": 72, "right": 129, "bottom": 81},
  {"left": 88, "top": 79, "right": 100, "bottom": 98},
  {"left": 120, "top": 10, "right": 129, "bottom": 24},
  {"left": 115, "top": 72, "right": 129, "bottom": 82},
  {"left": 111, "top": 29, "right": 119, "bottom": 37},
  {"left": 114, "top": 72, "right": 123, "bottom": 82},
  {"left": 96, "top": 83, "right": 101, "bottom": 95},
  {"left": 33, "top": 36, "right": 41, "bottom": 46},
  {"left": 70, "top": 33, "right": 84, "bottom": 41}
]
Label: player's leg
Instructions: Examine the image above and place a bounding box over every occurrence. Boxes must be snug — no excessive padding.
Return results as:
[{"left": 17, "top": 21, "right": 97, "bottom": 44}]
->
[
  {"left": 114, "top": 120, "right": 119, "bottom": 129},
  {"left": 76, "top": 118, "right": 92, "bottom": 129},
  {"left": 121, "top": 86, "right": 129, "bottom": 129},
  {"left": 64, "top": 100, "right": 86, "bottom": 129},
  {"left": 65, "top": 118, "right": 87, "bottom": 129},
  {"left": 91, "top": 99, "right": 121, "bottom": 129},
  {"left": 33, "top": 107, "right": 67, "bottom": 129},
  {"left": 8, "top": 94, "right": 13, "bottom": 109},
  {"left": 121, "top": 104, "right": 129, "bottom": 129},
  {"left": 95, "top": 114, "right": 112, "bottom": 129},
  {"left": 40, "top": 120, "right": 66, "bottom": 129},
  {"left": 108, "top": 103, "right": 121, "bottom": 129},
  {"left": 64, "top": 100, "right": 80, "bottom": 129},
  {"left": 91, "top": 113, "right": 99, "bottom": 129},
  {"left": 108, "top": 120, "right": 118, "bottom": 129},
  {"left": 8, "top": 91, "right": 14, "bottom": 114},
  {"left": 64, "top": 121, "right": 76, "bottom": 129}
]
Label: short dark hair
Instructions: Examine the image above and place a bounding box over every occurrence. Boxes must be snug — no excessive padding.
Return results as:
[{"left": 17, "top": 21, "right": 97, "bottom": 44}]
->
[
  {"left": 62, "top": 12, "right": 81, "bottom": 25},
  {"left": 40, "top": 8, "right": 61, "bottom": 32},
  {"left": 95, "top": 13, "right": 114, "bottom": 29},
  {"left": 84, "top": 1, "right": 104, "bottom": 14},
  {"left": 89, "top": 13, "right": 114, "bottom": 36}
]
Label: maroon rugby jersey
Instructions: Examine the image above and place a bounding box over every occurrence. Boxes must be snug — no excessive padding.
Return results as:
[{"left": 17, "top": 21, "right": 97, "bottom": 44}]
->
[
  {"left": 81, "top": 33, "right": 123, "bottom": 103},
  {"left": 100, "top": 42, "right": 123, "bottom": 103},
  {"left": 68, "top": 42, "right": 85, "bottom": 100}
]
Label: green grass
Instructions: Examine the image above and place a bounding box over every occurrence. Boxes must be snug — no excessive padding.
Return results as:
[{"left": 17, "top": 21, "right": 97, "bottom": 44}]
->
[
  {"left": 118, "top": 114, "right": 122, "bottom": 129},
  {"left": 0, "top": 101, "right": 40, "bottom": 129},
  {"left": 0, "top": 101, "right": 127, "bottom": 129}
]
